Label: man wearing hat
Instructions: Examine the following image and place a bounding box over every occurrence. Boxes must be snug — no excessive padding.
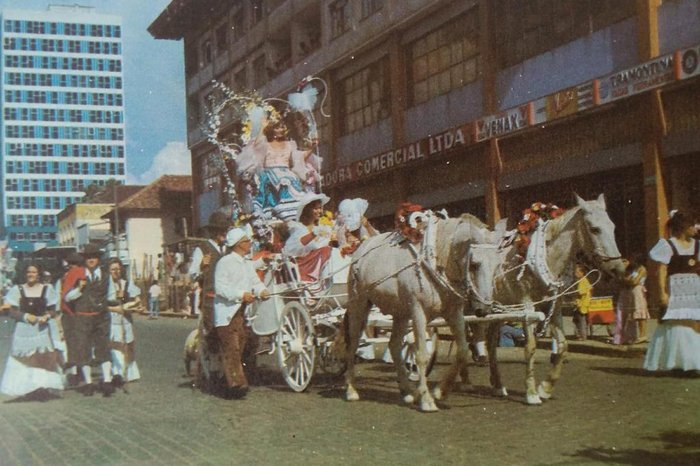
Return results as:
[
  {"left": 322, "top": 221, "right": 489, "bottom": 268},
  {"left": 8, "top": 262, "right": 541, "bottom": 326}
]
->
[
  {"left": 59, "top": 251, "right": 86, "bottom": 386},
  {"left": 64, "top": 244, "right": 114, "bottom": 396},
  {"left": 213, "top": 227, "right": 270, "bottom": 398},
  {"left": 187, "top": 211, "right": 230, "bottom": 390}
]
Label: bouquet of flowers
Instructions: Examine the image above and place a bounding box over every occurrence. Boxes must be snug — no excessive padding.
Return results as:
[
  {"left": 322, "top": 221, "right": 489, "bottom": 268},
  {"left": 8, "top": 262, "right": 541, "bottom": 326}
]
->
[{"left": 515, "top": 202, "right": 564, "bottom": 256}]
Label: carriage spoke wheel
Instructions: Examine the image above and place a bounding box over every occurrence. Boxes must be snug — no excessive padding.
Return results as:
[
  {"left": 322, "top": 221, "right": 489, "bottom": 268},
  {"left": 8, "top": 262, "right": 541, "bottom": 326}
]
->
[
  {"left": 277, "top": 301, "right": 316, "bottom": 392},
  {"left": 402, "top": 328, "right": 439, "bottom": 382}
]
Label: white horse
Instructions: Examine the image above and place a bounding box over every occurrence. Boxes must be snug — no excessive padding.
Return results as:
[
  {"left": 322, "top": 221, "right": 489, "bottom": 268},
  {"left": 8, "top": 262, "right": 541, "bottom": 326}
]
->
[
  {"left": 344, "top": 214, "right": 496, "bottom": 412},
  {"left": 462, "top": 194, "right": 626, "bottom": 405}
]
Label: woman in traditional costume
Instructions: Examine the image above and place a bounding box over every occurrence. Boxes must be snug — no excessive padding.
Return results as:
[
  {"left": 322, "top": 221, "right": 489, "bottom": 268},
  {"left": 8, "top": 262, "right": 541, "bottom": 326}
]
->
[
  {"left": 251, "top": 119, "right": 320, "bottom": 222},
  {"left": 644, "top": 210, "right": 700, "bottom": 372},
  {"left": 107, "top": 259, "right": 142, "bottom": 386},
  {"left": 0, "top": 264, "right": 64, "bottom": 399},
  {"left": 336, "top": 198, "right": 378, "bottom": 256},
  {"left": 283, "top": 192, "right": 333, "bottom": 282}
]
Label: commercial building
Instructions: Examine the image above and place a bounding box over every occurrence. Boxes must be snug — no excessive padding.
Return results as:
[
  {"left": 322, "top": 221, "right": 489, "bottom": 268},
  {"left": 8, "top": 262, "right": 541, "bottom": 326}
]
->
[
  {"left": 150, "top": 0, "right": 700, "bottom": 302},
  {"left": 0, "top": 5, "right": 126, "bottom": 253}
]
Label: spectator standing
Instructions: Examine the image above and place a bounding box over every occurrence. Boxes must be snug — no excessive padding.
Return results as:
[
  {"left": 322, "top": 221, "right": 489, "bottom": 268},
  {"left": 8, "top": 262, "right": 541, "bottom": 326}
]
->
[
  {"left": 572, "top": 264, "right": 593, "bottom": 341},
  {"left": 614, "top": 255, "right": 649, "bottom": 344},
  {"left": 148, "top": 281, "right": 161, "bottom": 319},
  {"left": 644, "top": 210, "right": 700, "bottom": 373}
]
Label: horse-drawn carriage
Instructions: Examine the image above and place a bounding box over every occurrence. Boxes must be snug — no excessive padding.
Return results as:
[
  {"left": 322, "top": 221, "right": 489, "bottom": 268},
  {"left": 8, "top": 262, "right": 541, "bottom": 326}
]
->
[{"left": 246, "top": 248, "right": 439, "bottom": 392}]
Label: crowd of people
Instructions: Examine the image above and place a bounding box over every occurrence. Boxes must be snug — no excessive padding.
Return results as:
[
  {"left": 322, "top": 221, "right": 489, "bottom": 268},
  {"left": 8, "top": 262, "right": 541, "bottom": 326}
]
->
[
  {"left": 0, "top": 245, "right": 141, "bottom": 400},
  {"left": 1, "top": 191, "right": 697, "bottom": 401}
]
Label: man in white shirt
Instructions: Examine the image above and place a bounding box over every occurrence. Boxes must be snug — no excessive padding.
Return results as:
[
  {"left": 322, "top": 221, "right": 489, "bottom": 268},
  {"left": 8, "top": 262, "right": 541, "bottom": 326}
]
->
[{"left": 214, "top": 227, "right": 269, "bottom": 398}]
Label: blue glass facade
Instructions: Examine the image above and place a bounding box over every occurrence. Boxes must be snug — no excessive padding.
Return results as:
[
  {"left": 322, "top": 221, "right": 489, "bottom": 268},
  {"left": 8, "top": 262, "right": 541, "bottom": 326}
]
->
[{"left": 0, "top": 7, "right": 126, "bottom": 253}]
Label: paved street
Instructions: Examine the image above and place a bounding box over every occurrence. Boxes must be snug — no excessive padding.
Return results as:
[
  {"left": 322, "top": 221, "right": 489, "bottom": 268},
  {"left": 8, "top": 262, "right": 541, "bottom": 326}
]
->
[{"left": 0, "top": 315, "right": 698, "bottom": 466}]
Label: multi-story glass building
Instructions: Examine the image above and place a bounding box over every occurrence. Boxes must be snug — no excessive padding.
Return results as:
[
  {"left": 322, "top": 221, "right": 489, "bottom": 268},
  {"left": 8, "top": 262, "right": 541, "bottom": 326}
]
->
[{"left": 0, "top": 5, "right": 126, "bottom": 253}]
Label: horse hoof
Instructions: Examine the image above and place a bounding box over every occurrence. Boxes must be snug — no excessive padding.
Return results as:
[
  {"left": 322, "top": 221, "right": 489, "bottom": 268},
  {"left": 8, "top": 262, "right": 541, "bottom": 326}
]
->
[
  {"left": 526, "top": 393, "right": 542, "bottom": 405},
  {"left": 346, "top": 388, "right": 360, "bottom": 402},
  {"left": 433, "top": 387, "right": 443, "bottom": 401},
  {"left": 402, "top": 393, "right": 415, "bottom": 404},
  {"left": 492, "top": 386, "right": 508, "bottom": 397},
  {"left": 537, "top": 383, "right": 552, "bottom": 400},
  {"left": 420, "top": 399, "right": 439, "bottom": 412}
]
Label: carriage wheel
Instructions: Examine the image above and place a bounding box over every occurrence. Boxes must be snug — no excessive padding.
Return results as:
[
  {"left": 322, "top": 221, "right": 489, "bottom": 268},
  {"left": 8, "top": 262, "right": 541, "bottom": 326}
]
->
[
  {"left": 402, "top": 328, "right": 439, "bottom": 382},
  {"left": 277, "top": 301, "right": 316, "bottom": 392},
  {"left": 315, "top": 321, "right": 347, "bottom": 376}
]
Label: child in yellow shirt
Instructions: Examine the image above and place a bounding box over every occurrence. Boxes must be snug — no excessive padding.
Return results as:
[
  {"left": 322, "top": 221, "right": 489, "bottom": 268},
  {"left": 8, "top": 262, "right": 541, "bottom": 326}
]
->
[{"left": 573, "top": 264, "right": 593, "bottom": 340}]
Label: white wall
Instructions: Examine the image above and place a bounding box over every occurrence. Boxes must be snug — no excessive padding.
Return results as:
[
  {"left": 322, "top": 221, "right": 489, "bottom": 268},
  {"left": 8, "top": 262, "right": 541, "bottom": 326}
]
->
[{"left": 125, "top": 217, "right": 163, "bottom": 278}]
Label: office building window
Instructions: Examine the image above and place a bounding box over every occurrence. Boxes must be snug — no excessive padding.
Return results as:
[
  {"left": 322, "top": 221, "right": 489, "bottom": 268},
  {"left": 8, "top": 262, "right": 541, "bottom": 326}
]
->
[
  {"left": 339, "top": 58, "right": 390, "bottom": 135},
  {"left": 408, "top": 10, "right": 480, "bottom": 106},
  {"left": 495, "top": 0, "right": 636, "bottom": 68},
  {"left": 330, "top": 0, "right": 351, "bottom": 39},
  {"left": 361, "top": 0, "right": 384, "bottom": 19},
  {"left": 216, "top": 23, "right": 228, "bottom": 54},
  {"left": 252, "top": 55, "right": 267, "bottom": 89}
]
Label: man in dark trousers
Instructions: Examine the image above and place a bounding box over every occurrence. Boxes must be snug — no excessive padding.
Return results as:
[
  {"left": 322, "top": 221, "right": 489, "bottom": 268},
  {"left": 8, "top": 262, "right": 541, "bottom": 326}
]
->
[
  {"left": 59, "top": 252, "right": 86, "bottom": 386},
  {"left": 64, "top": 244, "right": 114, "bottom": 397},
  {"left": 187, "top": 212, "right": 230, "bottom": 392}
]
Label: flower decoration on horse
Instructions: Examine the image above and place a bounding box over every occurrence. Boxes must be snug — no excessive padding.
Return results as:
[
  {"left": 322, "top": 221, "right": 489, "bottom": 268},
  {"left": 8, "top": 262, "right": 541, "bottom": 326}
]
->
[{"left": 515, "top": 202, "right": 565, "bottom": 256}]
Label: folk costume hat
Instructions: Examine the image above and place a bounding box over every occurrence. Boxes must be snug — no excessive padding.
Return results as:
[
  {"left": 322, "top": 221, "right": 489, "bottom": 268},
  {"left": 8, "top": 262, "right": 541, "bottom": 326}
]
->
[
  {"left": 81, "top": 244, "right": 102, "bottom": 258},
  {"left": 338, "top": 198, "right": 369, "bottom": 232},
  {"left": 295, "top": 192, "right": 330, "bottom": 222},
  {"left": 206, "top": 211, "right": 231, "bottom": 234},
  {"left": 225, "top": 225, "right": 253, "bottom": 247}
]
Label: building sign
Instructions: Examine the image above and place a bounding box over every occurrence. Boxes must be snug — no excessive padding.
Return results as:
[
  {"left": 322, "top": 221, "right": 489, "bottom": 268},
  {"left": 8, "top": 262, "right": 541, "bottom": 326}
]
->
[
  {"left": 676, "top": 44, "right": 700, "bottom": 80},
  {"left": 597, "top": 53, "right": 676, "bottom": 104},
  {"left": 322, "top": 123, "right": 472, "bottom": 188},
  {"left": 475, "top": 104, "right": 532, "bottom": 142}
]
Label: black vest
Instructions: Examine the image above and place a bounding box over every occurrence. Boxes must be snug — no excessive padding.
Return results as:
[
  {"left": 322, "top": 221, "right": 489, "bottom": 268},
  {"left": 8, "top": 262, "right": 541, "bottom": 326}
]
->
[
  {"left": 19, "top": 285, "right": 48, "bottom": 316},
  {"left": 667, "top": 239, "right": 699, "bottom": 276},
  {"left": 74, "top": 267, "right": 109, "bottom": 313}
]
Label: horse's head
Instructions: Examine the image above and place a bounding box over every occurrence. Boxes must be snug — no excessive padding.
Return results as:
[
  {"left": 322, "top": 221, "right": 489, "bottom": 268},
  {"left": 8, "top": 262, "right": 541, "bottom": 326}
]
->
[
  {"left": 467, "top": 244, "right": 508, "bottom": 316},
  {"left": 574, "top": 193, "right": 626, "bottom": 279}
]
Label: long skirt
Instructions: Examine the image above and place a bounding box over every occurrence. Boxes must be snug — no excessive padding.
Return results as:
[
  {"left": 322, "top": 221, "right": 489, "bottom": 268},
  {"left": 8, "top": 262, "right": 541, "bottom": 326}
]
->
[
  {"left": 0, "top": 320, "right": 65, "bottom": 396},
  {"left": 110, "top": 312, "right": 140, "bottom": 381},
  {"left": 254, "top": 167, "right": 304, "bottom": 222},
  {"left": 643, "top": 320, "right": 700, "bottom": 371}
]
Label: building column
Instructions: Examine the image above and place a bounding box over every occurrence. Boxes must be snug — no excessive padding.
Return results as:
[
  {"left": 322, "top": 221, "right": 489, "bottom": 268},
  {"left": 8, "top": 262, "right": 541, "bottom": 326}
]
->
[
  {"left": 480, "top": 0, "right": 501, "bottom": 227},
  {"left": 637, "top": 0, "right": 668, "bottom": 312}
]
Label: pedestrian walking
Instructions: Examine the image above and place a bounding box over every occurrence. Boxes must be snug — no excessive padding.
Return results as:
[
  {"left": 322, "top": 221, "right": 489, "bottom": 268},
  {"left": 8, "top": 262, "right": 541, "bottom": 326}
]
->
[
  {"left": 213, "top": 227, "right": 270, "bottom": 398},
  {"left": 644, "top": 210, "right": 700, "bottom": 373},
  {"left": 63, "top": 244, "right": 115, "bottom": 397},
  {"left": 614, "top": 255, "right": 649, "bottom": 345},
  {"left": 188, "top": 211, "right": 230, "bottom": 390},
  {"left": 572, "top": 264, "right": 593, "bottom": 340},
  {"left": 148, "top": 281, "right": 161, "bottom": 319},
  {"left": 0, "top": 263, "right": 64, "bottom": 400},
  {"left": 59, "top": 252, "right": 86, "bottom": 386},
  {"left": 107, "top": 259, "right": 141, "bottom": 385}
]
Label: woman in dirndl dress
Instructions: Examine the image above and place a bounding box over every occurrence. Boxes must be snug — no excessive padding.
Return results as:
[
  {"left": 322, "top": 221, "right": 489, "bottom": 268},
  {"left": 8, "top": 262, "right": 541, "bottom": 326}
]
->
[
  {"left": 644, "top": 210, "right": 700, "bottom": 372},
  {"left": 107, "top": 259, "right": 142, "bottom": 385},
  {"left": 252, "top": 119, "right": 319, "bottom": 222},
  {"left": 0, "top": 263, "right": 64, "bottom": 399}
]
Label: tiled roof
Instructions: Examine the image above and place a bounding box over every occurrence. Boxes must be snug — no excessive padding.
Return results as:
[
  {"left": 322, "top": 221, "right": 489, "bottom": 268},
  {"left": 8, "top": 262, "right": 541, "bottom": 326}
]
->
[
  {"left": 117, "top": 175, "right": 192, "bottom": 210},
  {"left": 91, "top": 185, "right": 144, "bottom": 204}
]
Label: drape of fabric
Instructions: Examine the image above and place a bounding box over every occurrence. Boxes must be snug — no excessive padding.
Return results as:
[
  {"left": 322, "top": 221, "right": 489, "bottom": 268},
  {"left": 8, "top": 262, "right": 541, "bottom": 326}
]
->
[{"left": 294, "top": 246, "right": 332, "bottom": 283}]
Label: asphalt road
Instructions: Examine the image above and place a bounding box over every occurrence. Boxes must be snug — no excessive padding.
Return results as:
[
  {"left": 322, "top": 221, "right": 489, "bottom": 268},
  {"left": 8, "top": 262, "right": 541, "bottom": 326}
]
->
[{"left": 0, "top": 315, "right": 698, "bottom": 465}]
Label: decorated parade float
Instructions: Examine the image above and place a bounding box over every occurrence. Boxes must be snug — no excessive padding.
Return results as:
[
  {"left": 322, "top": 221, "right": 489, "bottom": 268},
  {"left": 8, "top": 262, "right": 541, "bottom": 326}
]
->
[{"left": 198, "top": 77, "right": 626, "bottom": 411}]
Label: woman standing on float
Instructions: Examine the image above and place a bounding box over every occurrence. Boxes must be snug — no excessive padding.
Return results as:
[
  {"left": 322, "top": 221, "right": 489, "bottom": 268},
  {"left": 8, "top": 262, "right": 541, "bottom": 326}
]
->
[
  {"left": 644, "top": 210, "right": 700, "bottom": 373},
  {"left": 0, "top": 263, "right": 64, "bottom": 399},
  {"left": 251, "top": 118, "right": 319, "bottom": 222}
]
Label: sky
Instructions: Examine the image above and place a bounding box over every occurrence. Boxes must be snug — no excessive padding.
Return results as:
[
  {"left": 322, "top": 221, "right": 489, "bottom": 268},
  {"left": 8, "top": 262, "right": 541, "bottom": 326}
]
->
[{"left": 1, "top": 0, "right": 190, "bottom": 185}]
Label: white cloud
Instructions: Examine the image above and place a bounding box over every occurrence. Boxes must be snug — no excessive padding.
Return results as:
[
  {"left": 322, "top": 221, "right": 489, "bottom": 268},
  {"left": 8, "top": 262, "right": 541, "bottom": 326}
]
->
[{"left": 129, "top": 141, "right": 191, "bottom": 184}]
